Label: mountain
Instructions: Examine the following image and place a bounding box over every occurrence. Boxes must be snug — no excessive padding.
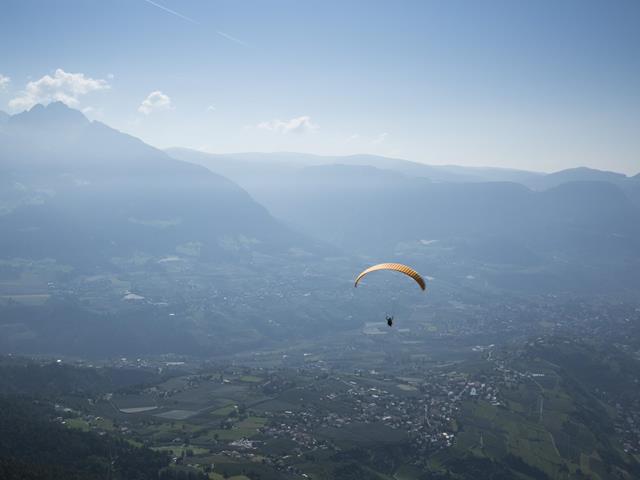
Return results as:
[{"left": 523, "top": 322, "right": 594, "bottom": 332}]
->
[
  {"left": 276, "top": 165, "right": 639, "bottom": 255},
  {"left": 169, "top": 149, "right": 640, "bottom": 293},
  {"left": 0, "top": 396, "right": 169, "bottom": 480},
  {"left": 169, "top": 149, "right": 640, "bottom": 211},
  {"left": 166, "top": 148, "right": 543, "bottom": 185},
  {"left": 524, "top": 166, "right": 628, "bottom": 190},
  {"left": 623, "top": 173, "right": 640, "bottom": 207},
  {"left": 426, "top": 163, "right": 545, "bottom": 183},
  {"left": 521, "top": 166, "right": 640, "bottom": 209},
  {"left": 0, "top": 103, "right": 310, "bottom": 268},
  {"left": 2, "top": 108, "right": 639, "bottom": 358},
  {"left": 0, "top": 105, "right": 342, "bottom": 357}
]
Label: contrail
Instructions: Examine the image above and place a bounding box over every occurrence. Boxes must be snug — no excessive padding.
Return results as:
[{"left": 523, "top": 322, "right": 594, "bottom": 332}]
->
[
  {"left": 141, "top": 0, "right": 248, "bottom": 47},
  {"left": 142, "top": 0, "right": 199, "bottom": 25},
  {"left": 217, "top": 31, "right": 249, "bottom": 47}
]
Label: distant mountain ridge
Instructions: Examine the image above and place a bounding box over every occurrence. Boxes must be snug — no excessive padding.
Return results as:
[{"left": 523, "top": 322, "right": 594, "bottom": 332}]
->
[
  {"left": 167, "top": 148, "right": 640, "bottom": 207},
  {"left": 166, "top": 148, "right": 548, "bottom": 184},
  {"left": 170, "top": 148, "right": 640, "bottom": 293},
  {"left": 1, "top": 104, "right": 639, "bottom": 359},
  {"left": 523, "top": 166, "right": 626, "bottom": 188},
  {"left": 167, "top": 148, "right": 638, "bottom": 184},
  {"left": 522, "top": 166, "right": 640, "bottom": 208},
  {"left": 0, "top": 103, "right": 314, "bottom": 267}
]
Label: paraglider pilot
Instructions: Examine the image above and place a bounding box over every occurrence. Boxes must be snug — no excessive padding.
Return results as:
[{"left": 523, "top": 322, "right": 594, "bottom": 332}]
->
[{"left": 353, "top": 263, "right": 428, "bottom": 329}]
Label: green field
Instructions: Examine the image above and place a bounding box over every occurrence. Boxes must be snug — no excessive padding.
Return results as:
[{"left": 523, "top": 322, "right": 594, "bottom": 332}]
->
[
  {"left": 66, "top": 418, "right": 90, "bottom": 431},
  {"left": 60, "top": 348, "right": 640, "bottom": 480},
  {"left": 194, "top": 416, "right": 267, "bottom": 442},
  {"left": 210, "top": 403, "right": 237, "bottom": 417},
  {"left": 0, "top": 294, "right": 50, "bottom": 305},
  {"left": 152, "top": 445, "right": 210, "bottom": 456}
]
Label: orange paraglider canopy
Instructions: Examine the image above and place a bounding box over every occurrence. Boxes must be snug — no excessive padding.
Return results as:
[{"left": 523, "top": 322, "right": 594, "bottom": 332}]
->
[{"left": 354, "top": 263, "right": 426, "bottom": 291}]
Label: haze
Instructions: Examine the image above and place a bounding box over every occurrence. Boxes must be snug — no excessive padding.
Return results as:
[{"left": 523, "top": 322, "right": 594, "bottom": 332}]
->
[
  {"left": 1, "top": 0, "right": 639, "bottom": 174},
  {"left": 2, "top": 2, "right": 640, "bottom": 480}
]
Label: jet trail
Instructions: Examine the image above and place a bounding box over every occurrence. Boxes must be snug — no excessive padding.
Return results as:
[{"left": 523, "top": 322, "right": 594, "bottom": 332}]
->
[
  {"left": 216, "top": 31, "right": 249, "bottom": 47},
  {"left": 141, "top": 0, "right": 248, "bottom": 47},
  {"left": 142, "top": 0, "right": 199, "bottom": 25}
]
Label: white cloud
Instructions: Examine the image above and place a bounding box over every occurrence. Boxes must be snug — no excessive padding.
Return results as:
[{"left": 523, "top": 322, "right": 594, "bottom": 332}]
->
[
  {"left": 138, "top": 91, "right": 172, "bottom": 115},
  {"left": 0, "top": 74, "right": 10, "bottom": 91},
  {"left": 373, "top": 132, "right": 388, "bottom": 145},
  {"left": 257, "top": 115, "right": 318, "bottom": 134},
  {"left": 206, "top": 104, "right": 216, "bottom": 112},
  {"left": 8, "top": 69, "right": 110, "bottom": 111}
]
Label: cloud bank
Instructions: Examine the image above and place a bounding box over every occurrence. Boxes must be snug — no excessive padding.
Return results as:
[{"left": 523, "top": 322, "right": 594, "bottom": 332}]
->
[
  {"left": 0, "top": 74, "right": 10, "bottom": 91},
  {"left": 373, "top": 132, "right": 388, "bottom": 145},
  {"left": 258, "top": 115, "right": 318, "bottom": 134},
  {"left": 138, "top": 91, "right": 172, "bottom": 115},
  {"left": 8, "top": 69, "right": 110, "bottom": 111}
]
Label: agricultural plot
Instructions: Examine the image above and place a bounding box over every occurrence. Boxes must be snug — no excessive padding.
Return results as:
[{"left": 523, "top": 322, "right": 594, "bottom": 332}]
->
[
  {"left": 165, "top": 382, "right": 265, "bottom": 412},
  {"left": 454, "top": 400, "right": 565, "bottom": 477},
  {"left": 251, "top": 398, "right": 303, "bottom": 414},
  {"left": 450, "top": 354, "right": 627, "bottom": 480},
  {"left": 397, "top": 383, "right": 418, "bottom": 392},
  {"left": 65, "top": 418, "right": 90, "bottom": 432},
  {"left": 152, "top": 445, "right": 210, "bottom": 456},
  {"left": 318, "top": 421, "right": 407, "bottom": 448},
  {"left": 155, "top": 409, "right": 198, "bottom": 420},
  {"left": 193, "top": 416, "right": 267, "bottom": 443},
  {"left": 0, "top": 294, "right": 50, "bottom": 305},
  {"left": 120, "top": 406, "right": 158, "bottom": 414},
  {"left": 111, "top": 392, "right": 158, "bottom": 409},
  {"left": 210, "top": 403, "right": 238, "bottom": 417},
  {"left": 347, "top": 374, "right": 421, "bottom": 398},
  {"left": 66, "top": 416, "right": 115, "bottom": 433}
]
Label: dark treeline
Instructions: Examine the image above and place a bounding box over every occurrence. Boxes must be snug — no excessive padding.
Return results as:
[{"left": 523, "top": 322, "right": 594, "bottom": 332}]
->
[
  {"left": 0, "top": 396, "right": 168, "bottom": 480},
  {"left": 0, "top": 357, "right": 161, "bottom": 396}
]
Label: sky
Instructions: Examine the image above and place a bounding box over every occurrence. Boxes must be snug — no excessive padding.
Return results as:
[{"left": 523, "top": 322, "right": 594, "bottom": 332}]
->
[{"left": 0, "top": 0, "right": 639, "bottom": 174}]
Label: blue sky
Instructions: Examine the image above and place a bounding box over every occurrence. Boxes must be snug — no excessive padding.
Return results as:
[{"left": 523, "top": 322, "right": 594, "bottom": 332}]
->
[{"left": 1, "top": 0, "right": 638, "bottom": 174}]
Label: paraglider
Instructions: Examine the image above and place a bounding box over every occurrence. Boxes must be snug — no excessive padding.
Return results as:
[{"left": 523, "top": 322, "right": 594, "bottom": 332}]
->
[
  {"left": 354, "top": 263, "right": 426, "bottom": 327},
  {"left": 354, "top": 263, "right": 426, "bottom": 291}
]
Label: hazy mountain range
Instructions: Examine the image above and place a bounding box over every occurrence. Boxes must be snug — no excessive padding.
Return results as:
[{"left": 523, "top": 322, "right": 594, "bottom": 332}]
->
[
  {"left": 1, "top": 103, "right": 640, "bottom": 357},
  {"left": 1, "top": 103, "right": 638, "bottom": 288},
  {"left": 1, "top": 103, "right": 639, "bottom": 288},
  {"left": 0, "top": 103, "right": 315, "bottom": 268},
  {"left": 166, "top": 148, "right": 640, "bottom": 192},
  {"left": 169, "top": 148, "right": 640, "bottom": 292}
]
